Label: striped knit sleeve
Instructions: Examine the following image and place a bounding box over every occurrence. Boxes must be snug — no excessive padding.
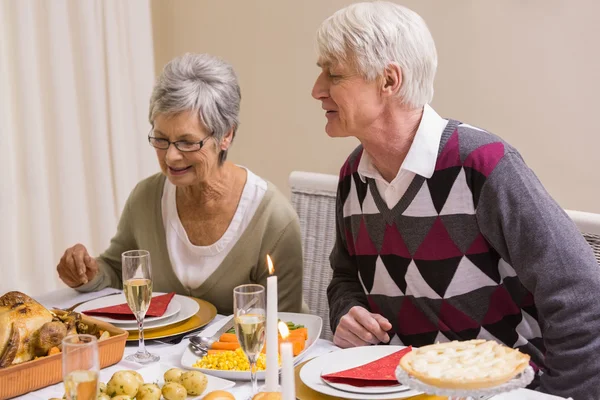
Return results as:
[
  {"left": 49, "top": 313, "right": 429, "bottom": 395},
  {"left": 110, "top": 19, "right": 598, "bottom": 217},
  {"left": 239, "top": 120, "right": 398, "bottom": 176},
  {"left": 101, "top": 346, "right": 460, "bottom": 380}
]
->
[{"left": 476, "top": 151, "right": 600, "bottom": 399}]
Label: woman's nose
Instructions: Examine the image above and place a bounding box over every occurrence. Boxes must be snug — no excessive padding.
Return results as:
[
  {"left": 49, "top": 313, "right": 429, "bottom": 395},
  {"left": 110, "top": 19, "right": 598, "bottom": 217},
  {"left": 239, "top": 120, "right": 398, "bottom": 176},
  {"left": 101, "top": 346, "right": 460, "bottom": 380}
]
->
[{"left": 165, "top": 143, "right": 183, "bottom": 161}]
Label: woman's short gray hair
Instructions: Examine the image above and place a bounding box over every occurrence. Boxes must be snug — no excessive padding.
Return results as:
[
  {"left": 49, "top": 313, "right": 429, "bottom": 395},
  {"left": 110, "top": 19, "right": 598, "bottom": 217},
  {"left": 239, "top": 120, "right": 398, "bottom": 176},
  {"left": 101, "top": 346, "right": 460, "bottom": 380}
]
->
[
  {"left": 316, "top": 1, "right": 437, "bottom": 109},
  {"left": 149, "top": 53, "right": 241, "bottom": 164}
]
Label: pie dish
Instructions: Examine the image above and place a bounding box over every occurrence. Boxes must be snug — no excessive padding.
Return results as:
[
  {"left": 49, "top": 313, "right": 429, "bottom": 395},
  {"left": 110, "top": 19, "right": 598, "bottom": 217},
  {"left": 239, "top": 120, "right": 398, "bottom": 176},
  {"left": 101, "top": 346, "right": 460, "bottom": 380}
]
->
[{"left": 399, "top": 339, "right": 530, "bottom": 389}]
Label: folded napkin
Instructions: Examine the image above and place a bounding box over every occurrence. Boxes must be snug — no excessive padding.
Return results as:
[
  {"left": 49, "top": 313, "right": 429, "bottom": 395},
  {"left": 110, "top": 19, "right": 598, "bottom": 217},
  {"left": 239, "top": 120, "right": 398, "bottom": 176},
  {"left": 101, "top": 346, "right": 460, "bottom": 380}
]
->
[
  {"left": 321, "top": 346, "right": 412, "bottom": 387},
  {"left": 82, "top": 292, "right": 176, "bottom": 320}
]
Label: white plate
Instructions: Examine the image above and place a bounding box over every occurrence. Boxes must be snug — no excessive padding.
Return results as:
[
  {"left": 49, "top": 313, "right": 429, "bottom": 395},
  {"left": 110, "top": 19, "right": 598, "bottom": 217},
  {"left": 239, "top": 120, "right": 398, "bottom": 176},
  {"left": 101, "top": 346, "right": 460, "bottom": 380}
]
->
[
  {"left": 75, "top": 293, "right": 200, "bottom": 331},
  {"left": 320, "top": 346, "right": 410, "bottom": 394},
  {"left": 299, "top": 346, "right": 422, "bottom": 400},
  {"left": 181, "top": 312, "right": 322, "bottom": 381},
  {"left": 100, "top": 363, "right": 235, "bottom": 399},
  {"left": 75, "top": 292, "right": 181, "bottom": 325}
]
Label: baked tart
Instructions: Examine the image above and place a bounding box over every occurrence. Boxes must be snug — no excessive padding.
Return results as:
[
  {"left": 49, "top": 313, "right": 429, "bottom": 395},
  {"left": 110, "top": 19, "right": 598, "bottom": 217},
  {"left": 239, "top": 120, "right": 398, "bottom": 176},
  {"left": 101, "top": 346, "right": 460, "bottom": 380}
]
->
[{"left": 399, "top": 339, "right": 530, "bottom": 389}]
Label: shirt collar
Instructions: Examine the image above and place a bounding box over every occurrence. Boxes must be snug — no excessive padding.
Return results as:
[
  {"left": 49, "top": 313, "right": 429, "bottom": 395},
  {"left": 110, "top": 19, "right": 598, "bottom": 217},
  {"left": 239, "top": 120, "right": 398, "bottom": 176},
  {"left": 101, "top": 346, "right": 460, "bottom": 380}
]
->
[{"left": 357, "top": 104, "right": 448, "bottom": 182}]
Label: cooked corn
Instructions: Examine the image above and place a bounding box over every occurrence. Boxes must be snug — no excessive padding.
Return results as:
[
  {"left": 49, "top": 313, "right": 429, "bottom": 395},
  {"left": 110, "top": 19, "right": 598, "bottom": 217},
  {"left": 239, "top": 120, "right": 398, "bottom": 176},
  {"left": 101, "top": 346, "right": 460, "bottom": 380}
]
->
[{"left": 193, "top": 348, "right": 279, "bottom": 371}]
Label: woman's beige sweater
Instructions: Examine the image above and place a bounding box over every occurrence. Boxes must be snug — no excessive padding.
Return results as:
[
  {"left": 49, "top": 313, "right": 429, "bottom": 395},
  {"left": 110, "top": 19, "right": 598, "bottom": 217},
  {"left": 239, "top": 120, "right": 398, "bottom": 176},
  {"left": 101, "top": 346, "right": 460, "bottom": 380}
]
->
[{"left": 77, "top": 173, "right": 304, "bottom": 314}]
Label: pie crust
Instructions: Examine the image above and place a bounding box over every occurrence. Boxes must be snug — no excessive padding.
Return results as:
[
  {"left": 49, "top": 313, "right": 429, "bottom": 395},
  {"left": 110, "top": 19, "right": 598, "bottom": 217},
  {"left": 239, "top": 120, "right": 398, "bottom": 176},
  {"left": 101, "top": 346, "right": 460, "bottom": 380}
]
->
[{"left": 399, "top": 339, "right": 530, "bottom": 389}]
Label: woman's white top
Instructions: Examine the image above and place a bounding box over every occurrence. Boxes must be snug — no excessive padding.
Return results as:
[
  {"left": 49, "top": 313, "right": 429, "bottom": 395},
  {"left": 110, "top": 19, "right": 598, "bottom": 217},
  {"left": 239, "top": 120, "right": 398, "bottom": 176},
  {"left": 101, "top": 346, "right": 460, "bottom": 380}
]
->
[{"left": 161, "top": 168, "right": 267, "bottom": 289}]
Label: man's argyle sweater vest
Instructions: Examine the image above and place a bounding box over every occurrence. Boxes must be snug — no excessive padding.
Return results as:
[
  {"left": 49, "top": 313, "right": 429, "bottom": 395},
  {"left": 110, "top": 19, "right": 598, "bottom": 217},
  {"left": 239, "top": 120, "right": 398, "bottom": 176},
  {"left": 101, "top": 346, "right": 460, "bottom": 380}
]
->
[{"left": 336, "top": 120, "right": 545, "bottom": 369}]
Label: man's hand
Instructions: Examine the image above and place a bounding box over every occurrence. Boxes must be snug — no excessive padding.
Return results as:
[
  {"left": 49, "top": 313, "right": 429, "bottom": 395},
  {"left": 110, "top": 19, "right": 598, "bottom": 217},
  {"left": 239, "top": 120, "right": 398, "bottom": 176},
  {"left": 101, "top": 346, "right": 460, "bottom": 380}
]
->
[{"left": 333, "top": 306, "right": 392, "bottom": 348}]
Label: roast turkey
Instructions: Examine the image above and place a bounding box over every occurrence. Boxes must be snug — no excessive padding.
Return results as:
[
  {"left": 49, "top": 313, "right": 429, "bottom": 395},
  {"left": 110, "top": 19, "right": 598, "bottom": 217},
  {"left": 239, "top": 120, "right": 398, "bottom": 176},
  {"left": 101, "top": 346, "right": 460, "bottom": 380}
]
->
[{"left": 0, "top": 291, "right": 54, "bottom": 367}]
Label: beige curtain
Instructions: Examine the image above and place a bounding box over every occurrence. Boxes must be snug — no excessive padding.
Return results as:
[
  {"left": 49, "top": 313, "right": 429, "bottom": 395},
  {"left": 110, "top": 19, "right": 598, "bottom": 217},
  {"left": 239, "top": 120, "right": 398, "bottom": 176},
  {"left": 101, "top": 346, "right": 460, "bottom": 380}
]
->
[{"left": 0, "top": 0, "right": 157, "bottom": 296}]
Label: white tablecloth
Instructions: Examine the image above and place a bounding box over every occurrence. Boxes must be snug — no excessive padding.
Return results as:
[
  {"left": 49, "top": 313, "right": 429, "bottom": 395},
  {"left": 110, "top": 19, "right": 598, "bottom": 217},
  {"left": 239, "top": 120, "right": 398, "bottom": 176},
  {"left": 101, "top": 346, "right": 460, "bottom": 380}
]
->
[{"left": 14, "top": 288, "right": 570, "bottom": 400}]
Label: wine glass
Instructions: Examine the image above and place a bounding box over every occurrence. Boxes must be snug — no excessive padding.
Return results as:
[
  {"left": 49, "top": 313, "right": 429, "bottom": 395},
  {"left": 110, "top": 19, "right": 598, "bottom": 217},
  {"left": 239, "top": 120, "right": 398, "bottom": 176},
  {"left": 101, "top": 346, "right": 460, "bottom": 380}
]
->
[
  {"left": 122, "top": 249, "right": 159, "bottom": 363},
  {"left": 234, "top": 284, "right": 266, "bottom": 397},
  {"left": 62, "top": 334, "right": 99, "bottom": 400}
]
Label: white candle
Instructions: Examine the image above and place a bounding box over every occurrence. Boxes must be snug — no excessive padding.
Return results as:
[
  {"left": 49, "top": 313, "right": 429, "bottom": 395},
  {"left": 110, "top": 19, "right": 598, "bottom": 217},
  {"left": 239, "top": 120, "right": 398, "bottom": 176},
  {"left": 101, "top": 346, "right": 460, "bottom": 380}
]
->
[
  {"left": 280, "top": 342, "right": 295, "bottom": 400},
  {"left": 265, "top": 255, "right": 279, "bottom": 391}
]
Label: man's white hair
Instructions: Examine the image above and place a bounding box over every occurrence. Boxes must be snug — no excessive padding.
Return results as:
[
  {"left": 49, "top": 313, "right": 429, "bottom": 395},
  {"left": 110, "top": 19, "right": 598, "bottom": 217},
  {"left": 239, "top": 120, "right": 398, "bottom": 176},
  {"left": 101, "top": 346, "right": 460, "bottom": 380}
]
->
[{"left": 316, "top": 1, "right": 437, "bottom": 109}]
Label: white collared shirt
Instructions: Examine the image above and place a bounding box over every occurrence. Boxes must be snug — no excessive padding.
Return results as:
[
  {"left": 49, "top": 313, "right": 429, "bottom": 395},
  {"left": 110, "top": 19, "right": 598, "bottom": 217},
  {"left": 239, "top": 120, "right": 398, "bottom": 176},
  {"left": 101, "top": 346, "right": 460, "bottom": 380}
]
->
[{"left": 357, "top": 104, "right": 448, "bottom": 209}]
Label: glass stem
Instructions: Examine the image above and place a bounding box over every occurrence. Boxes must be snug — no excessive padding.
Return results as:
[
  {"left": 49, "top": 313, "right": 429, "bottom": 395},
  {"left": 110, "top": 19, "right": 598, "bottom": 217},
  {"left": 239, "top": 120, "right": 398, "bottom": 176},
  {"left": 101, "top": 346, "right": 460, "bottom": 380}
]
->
[
  {"left": 137, "top": 314, "right": 147, "bottom": 356},
  {"left": 250, "top": 359, "right": 258, "bottom": 394}
]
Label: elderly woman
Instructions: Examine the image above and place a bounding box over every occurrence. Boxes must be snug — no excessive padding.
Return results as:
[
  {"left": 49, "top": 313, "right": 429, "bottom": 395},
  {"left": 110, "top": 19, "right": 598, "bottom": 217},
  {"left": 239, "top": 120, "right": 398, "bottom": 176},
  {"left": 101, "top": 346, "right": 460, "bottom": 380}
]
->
[
  {"left": 314, "top": 2, "right": 600, "bottom": 399},
  {"left": 57, "top": 53, "right": 303, "bottom": 314}
]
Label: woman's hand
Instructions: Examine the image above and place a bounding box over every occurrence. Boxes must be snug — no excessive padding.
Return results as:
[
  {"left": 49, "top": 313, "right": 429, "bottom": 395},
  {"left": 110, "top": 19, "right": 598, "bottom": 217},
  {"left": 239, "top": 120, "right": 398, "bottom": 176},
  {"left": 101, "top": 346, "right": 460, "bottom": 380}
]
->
[
  {"left": 57, "top": 243, "right": 98, "bottom": 287},
  {"left": 333, "top": 306, "right": 392, "bottom": 348}
]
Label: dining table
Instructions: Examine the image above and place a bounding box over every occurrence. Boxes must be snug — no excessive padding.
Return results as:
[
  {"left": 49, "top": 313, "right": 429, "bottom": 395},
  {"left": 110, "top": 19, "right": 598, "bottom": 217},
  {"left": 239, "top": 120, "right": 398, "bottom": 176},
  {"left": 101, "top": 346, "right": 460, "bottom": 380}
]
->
[{"left": 10, "top": 288, "right": 571, "bottom": 400}]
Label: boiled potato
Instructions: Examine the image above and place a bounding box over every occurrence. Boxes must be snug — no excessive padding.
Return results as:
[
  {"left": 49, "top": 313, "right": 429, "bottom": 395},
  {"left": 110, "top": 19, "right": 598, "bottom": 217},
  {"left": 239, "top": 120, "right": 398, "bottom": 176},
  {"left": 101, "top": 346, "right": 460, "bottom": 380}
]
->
[
  {"left": 126, "top": 370, "right": 144, "bottom": 386},
  {"left": 163, "top": 367, "right": 184, "bottom": 383},
  {"left": 97, "top": 393, "right": 110, "bottom": 400},
  {"left": 203, "top": 391, "right": 235, "bottom": 400},
  {"left": 161, "top": 382, "right": 187, "bottom": 400},
  {"left": 112, "top": 396, "right": 133, "bottom": 400},
  {"left": 180, "top": 370, "right": 208, "bottom": 395},
  {"left": 107, "top": 371, "right": 141, "bottom": 397},
  {"left": 98, "top": 382, "right": 107, "bottom": 394},
  {"left": 135, "top": 383, "right": 161, "bottom": 400}
]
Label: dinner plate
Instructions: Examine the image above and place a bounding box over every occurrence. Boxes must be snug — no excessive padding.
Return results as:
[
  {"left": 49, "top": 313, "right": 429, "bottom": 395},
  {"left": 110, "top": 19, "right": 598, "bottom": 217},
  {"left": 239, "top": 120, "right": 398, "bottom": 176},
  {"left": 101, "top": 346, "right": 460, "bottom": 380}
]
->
[
  {"left": 299, "top": 346, "right": 422, "bottom": 400},
  {"left": 74, "top": 292, "right": 182, "bottom": 325},
  {"left": 126, "top": 294, "right": 200, "bottom": 331},
  {"left": 75, "top": 293, "right": 200, "bottom": 331},
  {"left": 127, "top": 297, "right": 216, "bottom": 341},
  {"left": 320, "top": 346, "right": 410, "bottom": 394},
  {"left": 180, "top": 312, "right": 322, "bottom": 381}
]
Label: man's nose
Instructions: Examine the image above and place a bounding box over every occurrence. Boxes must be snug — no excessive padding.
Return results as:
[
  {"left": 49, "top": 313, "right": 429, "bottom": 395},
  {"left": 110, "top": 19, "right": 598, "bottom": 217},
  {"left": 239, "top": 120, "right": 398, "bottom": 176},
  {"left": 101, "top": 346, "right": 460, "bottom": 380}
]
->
[{"left": 312, "top": 72, "right": 329, "bottom": 100}]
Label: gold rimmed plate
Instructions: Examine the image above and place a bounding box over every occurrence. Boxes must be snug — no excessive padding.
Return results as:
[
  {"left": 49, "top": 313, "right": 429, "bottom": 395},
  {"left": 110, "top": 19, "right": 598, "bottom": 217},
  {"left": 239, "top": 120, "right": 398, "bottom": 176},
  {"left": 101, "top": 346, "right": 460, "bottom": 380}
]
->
[{"left": 126, "top": 297, "right": 216, "bottom": 341}]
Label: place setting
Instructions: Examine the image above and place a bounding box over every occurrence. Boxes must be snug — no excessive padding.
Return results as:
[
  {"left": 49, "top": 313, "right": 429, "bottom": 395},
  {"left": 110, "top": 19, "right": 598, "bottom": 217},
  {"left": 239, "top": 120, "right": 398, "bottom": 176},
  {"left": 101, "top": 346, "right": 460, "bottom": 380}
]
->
[{"left": 72, "top": 251, "right": 217, "bottom": 344}]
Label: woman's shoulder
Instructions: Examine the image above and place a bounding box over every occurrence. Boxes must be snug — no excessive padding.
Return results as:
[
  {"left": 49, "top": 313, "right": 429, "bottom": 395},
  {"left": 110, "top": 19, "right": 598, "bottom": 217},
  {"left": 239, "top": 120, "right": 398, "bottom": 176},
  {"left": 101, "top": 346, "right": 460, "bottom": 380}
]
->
[
  {"left": 251, "top": 175, "right": 298, "bottom": 227},
  {"left": 126, "top": 172, "right": 166, "bottom": 207}
]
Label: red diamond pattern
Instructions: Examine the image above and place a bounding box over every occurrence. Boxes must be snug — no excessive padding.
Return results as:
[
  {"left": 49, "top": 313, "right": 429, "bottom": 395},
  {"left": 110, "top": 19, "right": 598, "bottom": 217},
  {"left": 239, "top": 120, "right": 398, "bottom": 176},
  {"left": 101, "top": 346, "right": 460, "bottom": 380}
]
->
[
  {"left": 413, "top": 217, "right": 463, "bottom": 260},
  {"left": 380, "top": 223, "right": 411, "bottom": 257}
]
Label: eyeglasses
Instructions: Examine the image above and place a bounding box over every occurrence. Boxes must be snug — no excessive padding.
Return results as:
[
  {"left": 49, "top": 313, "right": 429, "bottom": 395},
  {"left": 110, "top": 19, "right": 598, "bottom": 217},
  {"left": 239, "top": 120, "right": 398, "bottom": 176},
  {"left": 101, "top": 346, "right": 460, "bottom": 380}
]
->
[{"left": 147, "top": 133, "right": 212, "bottom": 152}]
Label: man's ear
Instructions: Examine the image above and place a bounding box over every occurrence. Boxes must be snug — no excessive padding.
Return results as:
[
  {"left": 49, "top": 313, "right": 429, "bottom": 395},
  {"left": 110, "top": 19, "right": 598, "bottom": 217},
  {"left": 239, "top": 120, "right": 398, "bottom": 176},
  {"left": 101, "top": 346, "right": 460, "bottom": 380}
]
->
[{"left": 381, "top": 63, "right": 402, "bottom": 97}]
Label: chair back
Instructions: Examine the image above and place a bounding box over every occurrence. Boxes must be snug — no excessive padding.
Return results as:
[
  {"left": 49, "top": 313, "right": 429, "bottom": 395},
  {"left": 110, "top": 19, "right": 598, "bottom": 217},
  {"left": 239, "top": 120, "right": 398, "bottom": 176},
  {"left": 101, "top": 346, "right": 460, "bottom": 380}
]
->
[
  {"left": 289, "top": 171, "right": 338, "bottom": 340},
  {"left": 565, "top": 209, "right": 600, "bottom": 265}
]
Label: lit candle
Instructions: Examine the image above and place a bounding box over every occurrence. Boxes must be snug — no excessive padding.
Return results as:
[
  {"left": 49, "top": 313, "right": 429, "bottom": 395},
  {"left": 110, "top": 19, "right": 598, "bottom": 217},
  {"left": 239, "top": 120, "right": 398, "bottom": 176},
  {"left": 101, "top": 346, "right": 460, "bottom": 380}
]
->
[
  {"left": 265, "top": 255, "right": 279, "bottom": 392},
  {"left": 278, "top": 322, "right": 295, "bottom": 400}
]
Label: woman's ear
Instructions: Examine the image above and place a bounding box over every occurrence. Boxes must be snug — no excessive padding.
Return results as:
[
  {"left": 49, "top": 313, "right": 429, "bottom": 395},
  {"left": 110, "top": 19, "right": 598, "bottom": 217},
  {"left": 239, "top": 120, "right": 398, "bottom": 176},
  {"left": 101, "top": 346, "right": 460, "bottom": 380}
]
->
[
  {"left": 381, "top": 63, "right": 402, "bottom": 97},
  {"left": 220, "top": 128, "right": 235, "bottom": 151}
]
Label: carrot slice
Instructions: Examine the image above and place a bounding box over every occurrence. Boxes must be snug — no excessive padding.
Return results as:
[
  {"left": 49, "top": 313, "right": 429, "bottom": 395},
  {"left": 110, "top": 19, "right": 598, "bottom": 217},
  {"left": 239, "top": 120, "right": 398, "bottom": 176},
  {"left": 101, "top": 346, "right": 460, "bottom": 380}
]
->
[
  {"left": 288, "top": 328, "right": 308, "bottom": 339},
  {"left": 210, "top": 341, "right": 240, "bottom": 350},
  {"left": 219, "top": 333, "right": 239, "bottom": 343}
]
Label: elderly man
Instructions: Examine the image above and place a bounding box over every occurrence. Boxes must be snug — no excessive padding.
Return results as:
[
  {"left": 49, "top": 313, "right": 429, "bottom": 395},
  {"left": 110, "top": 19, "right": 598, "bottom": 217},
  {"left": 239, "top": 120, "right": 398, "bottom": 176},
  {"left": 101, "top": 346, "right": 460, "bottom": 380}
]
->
[{"left": 312, "top": 2, "right": 600, "bottom": 398}]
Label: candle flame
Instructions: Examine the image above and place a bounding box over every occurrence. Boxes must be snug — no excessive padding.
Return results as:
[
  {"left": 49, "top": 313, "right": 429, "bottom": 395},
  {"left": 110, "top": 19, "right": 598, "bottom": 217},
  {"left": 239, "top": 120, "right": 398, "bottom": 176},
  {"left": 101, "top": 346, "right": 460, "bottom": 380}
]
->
[
  {"left": 267, "top": 254, "right": 274, "bottom": 275},
  {"left": 278, "top": 321, "right": 290, "bottom": 339}
]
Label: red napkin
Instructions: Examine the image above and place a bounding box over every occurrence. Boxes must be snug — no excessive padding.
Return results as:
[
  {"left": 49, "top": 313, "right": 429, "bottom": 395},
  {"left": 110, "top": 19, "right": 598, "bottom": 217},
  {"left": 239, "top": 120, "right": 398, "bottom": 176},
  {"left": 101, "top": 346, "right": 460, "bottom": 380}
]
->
[
  {"left": 82, "top": 292, "right": 176, "bottom": 320},
  {"left": 321, "top": 346, "right": 412, "bottom": 387}
]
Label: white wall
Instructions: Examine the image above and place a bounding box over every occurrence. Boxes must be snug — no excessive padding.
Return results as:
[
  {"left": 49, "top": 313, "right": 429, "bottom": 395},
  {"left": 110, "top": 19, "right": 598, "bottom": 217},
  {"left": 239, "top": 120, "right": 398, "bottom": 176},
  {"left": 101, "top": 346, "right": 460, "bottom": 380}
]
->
[{"left": 151, "top": 0, "right": 600, "bottom": 212}]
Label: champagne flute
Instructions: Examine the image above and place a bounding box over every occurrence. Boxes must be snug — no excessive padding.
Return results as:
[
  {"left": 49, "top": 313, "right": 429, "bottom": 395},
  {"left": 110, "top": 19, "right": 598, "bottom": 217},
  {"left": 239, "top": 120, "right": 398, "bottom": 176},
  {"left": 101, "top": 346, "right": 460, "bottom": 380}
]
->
[
  {"left": 62, "top": 334, "right": 99, "bottom": 400},
  {"left": 234, "top": 284, "right": 266, "bottom": 396},
  {"left": 122, "top": 249, "right": 159, "bottom": 363}
]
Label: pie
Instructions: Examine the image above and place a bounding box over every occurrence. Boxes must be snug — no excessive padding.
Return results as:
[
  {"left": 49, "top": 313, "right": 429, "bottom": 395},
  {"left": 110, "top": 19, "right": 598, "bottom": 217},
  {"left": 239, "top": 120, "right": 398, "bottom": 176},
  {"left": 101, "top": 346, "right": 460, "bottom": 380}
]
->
[{"left": 399, "top": 339, "right": 530, "bottom": 389}]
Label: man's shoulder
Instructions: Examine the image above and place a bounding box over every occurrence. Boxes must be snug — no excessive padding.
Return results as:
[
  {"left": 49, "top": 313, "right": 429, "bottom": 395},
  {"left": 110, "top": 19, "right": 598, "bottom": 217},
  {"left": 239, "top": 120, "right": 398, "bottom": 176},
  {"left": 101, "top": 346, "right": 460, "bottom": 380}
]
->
[{"left": 440, "top": 122, "right": 521, "bottom": 177}]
